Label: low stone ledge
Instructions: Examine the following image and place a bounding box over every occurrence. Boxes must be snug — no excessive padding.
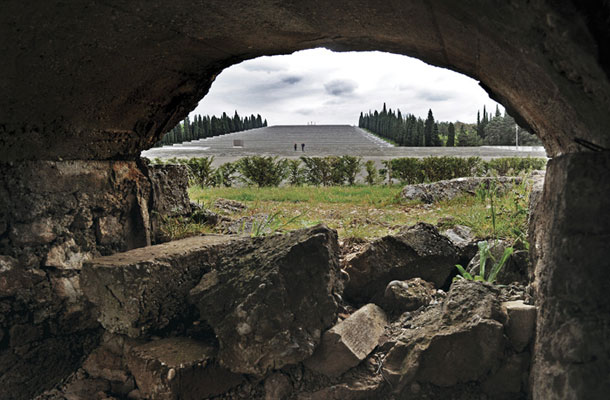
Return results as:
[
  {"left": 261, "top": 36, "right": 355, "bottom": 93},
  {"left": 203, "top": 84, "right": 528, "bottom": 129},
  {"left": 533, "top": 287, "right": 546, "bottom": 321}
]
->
[{"left": 81, "top": 235, "right": 244, "bottom": 337}]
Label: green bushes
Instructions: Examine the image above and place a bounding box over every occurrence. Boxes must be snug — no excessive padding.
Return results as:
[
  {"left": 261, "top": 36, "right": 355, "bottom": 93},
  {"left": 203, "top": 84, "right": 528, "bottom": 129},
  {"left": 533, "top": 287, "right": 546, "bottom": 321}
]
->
[
  {"left": 484, "top": 157, "right": 546, "bottom": 175},
  {"left": 384, "top": 156, "right": 544, "bottom": 184},
  {"left": 300, "top": 156, "right": 363, "bottom": 186},
  {"left": 237, "top": 156, "right": 288, "bottom": 187},
  {"left": 149, "top": 155, "right": 546, "bottom": 188}
]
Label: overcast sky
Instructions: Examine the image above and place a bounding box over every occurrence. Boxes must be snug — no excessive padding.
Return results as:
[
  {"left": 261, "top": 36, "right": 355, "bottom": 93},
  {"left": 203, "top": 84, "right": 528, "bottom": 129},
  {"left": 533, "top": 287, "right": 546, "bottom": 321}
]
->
[{"left": 190, "top": 48, "right": 501, "bottom": 126}]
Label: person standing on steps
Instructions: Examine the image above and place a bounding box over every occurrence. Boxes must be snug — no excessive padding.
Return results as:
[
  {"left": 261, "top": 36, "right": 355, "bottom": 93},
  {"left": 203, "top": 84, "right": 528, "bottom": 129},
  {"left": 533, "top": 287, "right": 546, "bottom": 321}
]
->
[
  {"left": 301, "top": 143, "right": 305, "bottom": 152},
  {"left": 294, "top": 143, "right": 297, "bottom": 151}
]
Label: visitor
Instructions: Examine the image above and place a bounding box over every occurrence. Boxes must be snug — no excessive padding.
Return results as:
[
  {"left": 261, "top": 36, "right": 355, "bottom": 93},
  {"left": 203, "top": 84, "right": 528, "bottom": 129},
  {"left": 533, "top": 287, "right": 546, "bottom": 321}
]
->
[
  {"left": 294, "top": 143, "right": 297, "bottom": 151},
  {"left": 301, "top": 143, "right": 305, "bottom": 151}
]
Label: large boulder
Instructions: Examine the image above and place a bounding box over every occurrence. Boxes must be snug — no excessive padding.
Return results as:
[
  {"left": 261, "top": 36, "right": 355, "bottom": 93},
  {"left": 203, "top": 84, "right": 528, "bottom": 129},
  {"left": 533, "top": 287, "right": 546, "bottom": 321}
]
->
[
  {"left": 343, "top": 223, "right": 458, "bottom": 303},
  {"left": 189, "top": 224, "right": 341, "bottom": 375},
  {"left": 382, "top": 280, "right": 508, "bottom": 394},
  {"left": 401, "top": 176, "right": 521, "bottom": 204},
  {"left": 82, "top": 235, "right": 243, "bottom": 337}
]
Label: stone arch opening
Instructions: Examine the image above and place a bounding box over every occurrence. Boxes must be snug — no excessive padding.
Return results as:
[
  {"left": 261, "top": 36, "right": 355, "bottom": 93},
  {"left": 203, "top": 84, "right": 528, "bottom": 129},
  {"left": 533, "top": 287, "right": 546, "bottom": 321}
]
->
[{"left": 2, "top": 1, "right": 610, "bottom": 399}]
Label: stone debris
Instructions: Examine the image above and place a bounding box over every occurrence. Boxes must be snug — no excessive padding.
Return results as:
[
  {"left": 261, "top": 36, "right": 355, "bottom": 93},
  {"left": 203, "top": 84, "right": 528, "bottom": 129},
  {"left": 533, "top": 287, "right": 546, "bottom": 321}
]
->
[
  {"left": 382, "top": 281, "right": 510, "bottom": 393},
  {"left": 503, "top": 300, "right": 537, "bottom": 352},
  {"left": 189, "top": 224, "right": 342, "bottom": 375},
  {"left": 126, "top": 337, "right": 243, "bottom": 400},
  {"left": 400, "top": 176, "right": 522, "bottom": 204},
  {"left": 381, "top": 278, "right": 436, "bottom": 313},
  {"left": 214, "top": 198, "right": 247, "bottom": 214},
  {"left": 264, "top": 372, "right": 293, "bottom": 400},
  {"left": 304, "top": 304, "right": 387, "bottom": 377},
  {"left": 82, "top": 234, "right": 243, "bottom": 337},
  {"left": 443, "top": 224, "right": 478, "bottom": 265},
  {"left": 343, "top": 222, "right": 458, "bottom": 303}
]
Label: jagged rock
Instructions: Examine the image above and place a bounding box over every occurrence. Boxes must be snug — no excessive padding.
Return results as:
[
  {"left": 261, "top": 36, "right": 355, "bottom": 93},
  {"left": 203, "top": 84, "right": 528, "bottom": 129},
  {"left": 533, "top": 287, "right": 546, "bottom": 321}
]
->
[
  {"left": 467, "top": 240, "right": 529, "bottom": 284},
  {"left": 381, "top": 278, "right": 435, "bottom": 312},
  {"left": 305, "top": 304, "right": 387, "bottom": 377},
  {"left": 83, "top": 346, "right": 130, "bottom": 384},
  {"left": 146, "top": 163, "right": 192, "bottom": 243},
  {"left": 343, "top": 223, "right": 458, "bottom": 303},
  {"left": 45, "top": 238, "right": 92, "bottom": 269},
  {"left": 126, "top": 337, "right": 242, "bottom": 400},
  {"left": 189, "top": 224, "right": 341, "bottom": 375},
  {"left": 503, "top": 301, "right": 537, "bottom": 352},
  {"left": 82, "top": 235, "right": 243, "bottom": 337},
  {"left": 382, "top": 280, "right": 507, "bottom": 393},
  {"left": 401, "top": 176, "right": 521, "bottom": 204},
  {"left": 482, "top": 352, "right": 531, "bottom": 397},
  {"left": 443, "top": 225, "right": 478, "bottom": 265},
  {"left": 264, "top": 372, "right": 293, "bottom": 400},
  {"left": 214, "top": 198, "right": 247, "bottom": 214}
]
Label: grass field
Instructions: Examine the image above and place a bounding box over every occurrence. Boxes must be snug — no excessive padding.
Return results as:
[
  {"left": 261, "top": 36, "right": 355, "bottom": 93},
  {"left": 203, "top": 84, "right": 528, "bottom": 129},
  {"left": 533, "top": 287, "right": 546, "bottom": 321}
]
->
[{"left": 187, "top": 181, "right": 531, "bottom": 242}]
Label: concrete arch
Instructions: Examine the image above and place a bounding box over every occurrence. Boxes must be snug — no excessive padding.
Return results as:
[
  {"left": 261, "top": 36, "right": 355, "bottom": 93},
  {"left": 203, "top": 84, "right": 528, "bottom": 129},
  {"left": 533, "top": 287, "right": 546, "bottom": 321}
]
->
[
  {"left": 1, "top": 1, "right": 610, "bottom": 399},
  {"left": 2, "top": 1, "right": 609, "bottom": 161}
]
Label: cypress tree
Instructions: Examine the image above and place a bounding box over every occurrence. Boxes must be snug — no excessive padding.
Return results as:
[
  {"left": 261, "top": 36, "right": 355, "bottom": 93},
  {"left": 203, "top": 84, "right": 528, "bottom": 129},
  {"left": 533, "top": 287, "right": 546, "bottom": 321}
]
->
[
  {"left": 447, "top": 122, "right": 455, "bottom": 146},
  {"left": 424, "top": 109, "right": 435, "bottom": 146}
]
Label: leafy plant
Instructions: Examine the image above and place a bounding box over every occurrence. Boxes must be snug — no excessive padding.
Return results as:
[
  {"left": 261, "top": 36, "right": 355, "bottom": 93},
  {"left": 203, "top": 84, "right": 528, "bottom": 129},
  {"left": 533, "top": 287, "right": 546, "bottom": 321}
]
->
[
  {"left": 454, "top": 241, "right": 514, "bottom": 283},
  {"left": 183, "top": 157, "right": 215, "bottom": 187}
]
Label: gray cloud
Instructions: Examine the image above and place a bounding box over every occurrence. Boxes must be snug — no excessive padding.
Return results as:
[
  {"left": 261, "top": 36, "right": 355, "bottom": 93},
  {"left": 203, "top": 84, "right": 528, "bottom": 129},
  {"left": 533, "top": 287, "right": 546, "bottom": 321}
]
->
[
  {"left": 417, "top": 90, "right": 455, "bottom": 102},
  {"left": 241, "top": 63, "right": 286, "bottom": 73},
  {"left": 191, "top": 49, "right": 500, "bottom": 125},
  {"left": 324, "top": 79, "right": 358, "bottom": 96},
  {"left": 282, "top": 76, "right": 302, "bottom": 85}
]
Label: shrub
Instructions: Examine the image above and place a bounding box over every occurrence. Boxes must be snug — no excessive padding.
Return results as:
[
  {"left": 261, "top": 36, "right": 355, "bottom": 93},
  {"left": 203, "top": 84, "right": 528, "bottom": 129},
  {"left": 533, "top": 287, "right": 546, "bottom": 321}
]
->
[
  {"left": 484, "top": 157, "right": 546, "bottom": 175},
  {"left": 287, "top": 159, "right": 305, "bottom": 186},
  {"left": 328, "top": 157, "right": 346, "bottom": 185},
  {"left": 184, "top": 157, "right": 215, "bottom": 187},
  {"left": 300, "top": 156, "right": 332, "bottom": 186},
  {"left": 341, "top": 155, "right": 362, "bottom": 185},
  {"left": 364, "top": 160, "right": 379, "bottom": 185},
  {"left": 238, "top": 156, "right": 288, "bottom": 187},
  {"left": 388, "top": 157, "right": 423, "bottom": 184},
  {"left": 213, "top": 162, "right": 238, "bottom": 187}
]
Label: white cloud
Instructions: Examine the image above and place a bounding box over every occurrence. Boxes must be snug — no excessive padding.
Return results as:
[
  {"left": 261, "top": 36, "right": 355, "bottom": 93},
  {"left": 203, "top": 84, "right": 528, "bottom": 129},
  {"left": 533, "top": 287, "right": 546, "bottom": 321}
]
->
[{"left": 190, "top": 48, "right": 501, "bottom": 125}]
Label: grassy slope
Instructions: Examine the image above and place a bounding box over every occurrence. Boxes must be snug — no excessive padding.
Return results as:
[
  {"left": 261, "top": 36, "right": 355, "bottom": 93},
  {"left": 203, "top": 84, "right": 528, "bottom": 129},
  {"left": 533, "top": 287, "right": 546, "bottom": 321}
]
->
[{"left": 188, "top": 182, "right": 530, "bottom": 242}]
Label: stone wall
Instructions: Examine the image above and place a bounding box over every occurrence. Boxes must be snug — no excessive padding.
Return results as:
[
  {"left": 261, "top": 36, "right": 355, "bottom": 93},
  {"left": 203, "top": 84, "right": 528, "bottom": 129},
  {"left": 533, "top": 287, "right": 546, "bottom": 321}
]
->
[
  {"left": 530, "top": 153, "right": 610, "bottom": 398},
  {"left": 0, "top": 160, "right": 190, "bottom": 399}
]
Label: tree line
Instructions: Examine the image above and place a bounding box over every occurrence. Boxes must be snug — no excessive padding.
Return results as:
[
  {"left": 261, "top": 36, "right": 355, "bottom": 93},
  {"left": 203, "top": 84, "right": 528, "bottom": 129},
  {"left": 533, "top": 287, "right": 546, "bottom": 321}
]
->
[
  {"left": 156, "top": 111, "right": 268, "bottom": 146},
  {"left": 359, "top": 104, "right": 540, "bottom": 147}
]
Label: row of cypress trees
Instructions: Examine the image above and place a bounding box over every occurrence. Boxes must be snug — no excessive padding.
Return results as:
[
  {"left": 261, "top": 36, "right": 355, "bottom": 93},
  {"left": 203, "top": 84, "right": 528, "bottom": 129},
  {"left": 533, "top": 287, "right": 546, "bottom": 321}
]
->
[
  {"left": 156, "top": 112, "right": 267, "bottom": 146},
  {"left": 358, "top": 103, "right": 443, "bottom": 146},
  {"left": 359, "top": 103, "right": 539, "bottom": 147}
]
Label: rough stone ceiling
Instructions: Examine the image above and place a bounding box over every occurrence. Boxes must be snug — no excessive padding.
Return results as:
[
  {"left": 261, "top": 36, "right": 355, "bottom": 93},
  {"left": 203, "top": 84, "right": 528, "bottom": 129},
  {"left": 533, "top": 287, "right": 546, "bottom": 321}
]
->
[{"left": 1, "top": 0, "right": 609, "bottom": 160}]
